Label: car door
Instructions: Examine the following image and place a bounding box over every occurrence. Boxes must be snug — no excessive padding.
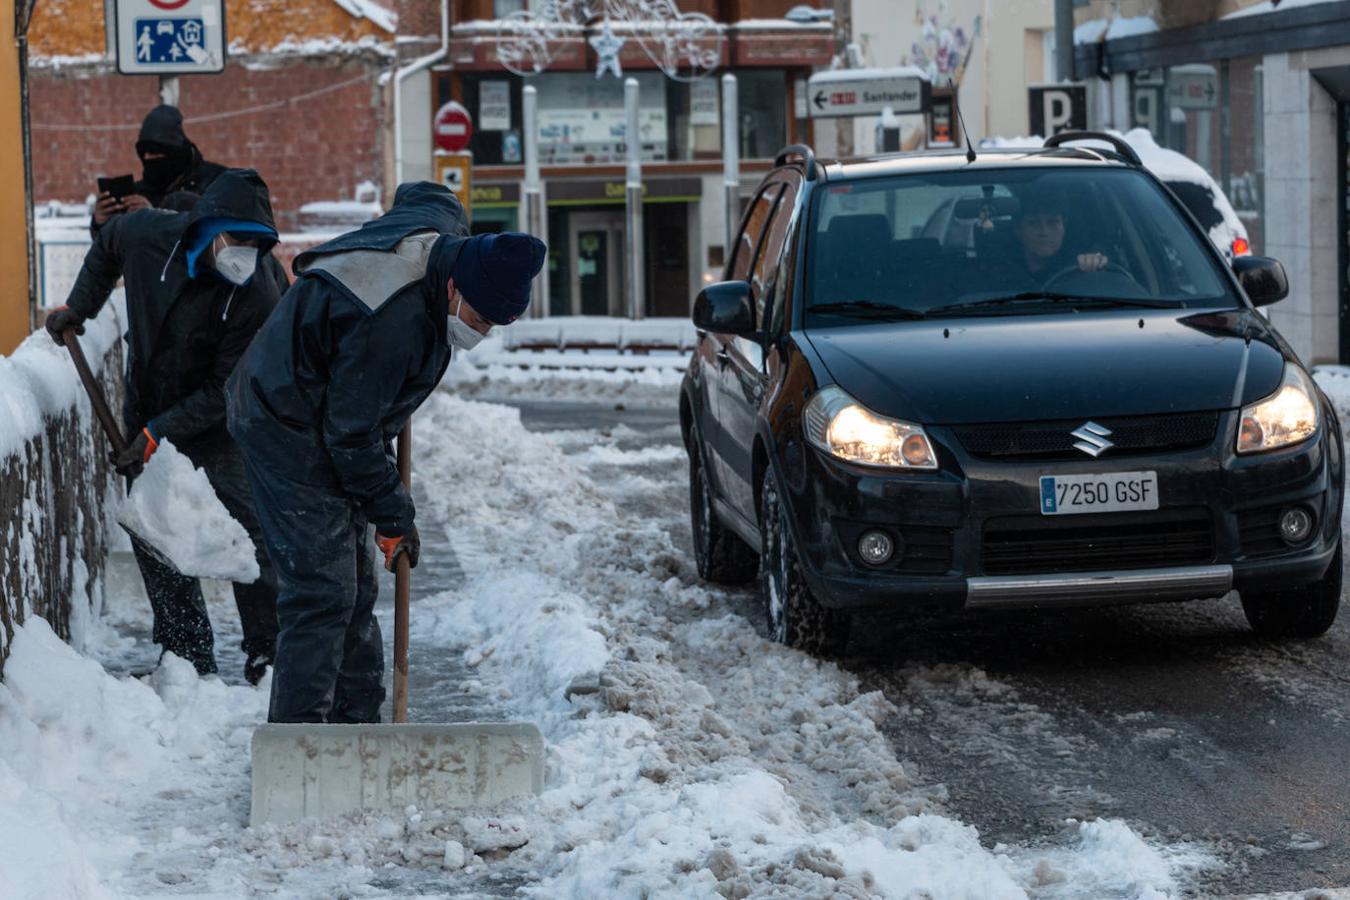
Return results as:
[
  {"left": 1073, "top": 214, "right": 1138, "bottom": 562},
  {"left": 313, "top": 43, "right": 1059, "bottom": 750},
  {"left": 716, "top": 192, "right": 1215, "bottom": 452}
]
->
[
  {"left": 718, "top": 176, "right": 799, "bottom": 520},
  {"left": 706, "top": 183, "right": 782, "bottom": 504}
]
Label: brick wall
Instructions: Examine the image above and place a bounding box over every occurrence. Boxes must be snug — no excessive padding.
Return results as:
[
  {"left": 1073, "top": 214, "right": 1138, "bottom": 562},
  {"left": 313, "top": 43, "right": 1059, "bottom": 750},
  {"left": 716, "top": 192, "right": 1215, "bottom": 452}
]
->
[{"left": 29, "top": 58, "right": 389, "bottom": 231}]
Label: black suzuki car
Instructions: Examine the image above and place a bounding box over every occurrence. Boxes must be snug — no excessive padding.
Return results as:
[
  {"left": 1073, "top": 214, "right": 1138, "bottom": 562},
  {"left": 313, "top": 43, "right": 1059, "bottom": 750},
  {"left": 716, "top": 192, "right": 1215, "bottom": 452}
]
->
[{"left": 681, "top": 133, "right": 1343, "bottom": 656}]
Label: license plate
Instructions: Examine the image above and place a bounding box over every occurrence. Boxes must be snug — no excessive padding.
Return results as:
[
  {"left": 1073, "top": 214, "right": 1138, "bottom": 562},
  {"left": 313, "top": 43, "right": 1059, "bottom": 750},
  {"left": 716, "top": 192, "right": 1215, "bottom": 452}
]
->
[{"left": 1039, "top": 471, "right": 1159, "bottom": 516}]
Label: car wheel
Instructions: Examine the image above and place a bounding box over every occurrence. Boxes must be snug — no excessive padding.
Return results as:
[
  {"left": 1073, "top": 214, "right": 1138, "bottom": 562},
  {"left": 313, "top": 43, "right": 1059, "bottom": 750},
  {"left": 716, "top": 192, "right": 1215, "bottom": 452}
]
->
[
  {"left": 1241, "top": 539, "right": 1343, "bottom": 639},
  {"left": 759, "top": 467, "right": 849, "bottom": 656},
  {"left": 688, "top": 427, "right": 758, "bottom": 584}
]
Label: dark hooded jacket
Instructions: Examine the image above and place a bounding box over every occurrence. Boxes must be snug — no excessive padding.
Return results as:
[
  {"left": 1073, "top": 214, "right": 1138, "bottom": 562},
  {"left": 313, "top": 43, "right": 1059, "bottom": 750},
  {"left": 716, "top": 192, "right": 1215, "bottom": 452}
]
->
[
  {"left": 226, "top": 182, "right": 470, "bottom": 536},
  {"left": 90, "top": 107, "right": 227, "bottom": 236},
  {"left": 67, "top": 168, "right": 282, "bottom": 449}
]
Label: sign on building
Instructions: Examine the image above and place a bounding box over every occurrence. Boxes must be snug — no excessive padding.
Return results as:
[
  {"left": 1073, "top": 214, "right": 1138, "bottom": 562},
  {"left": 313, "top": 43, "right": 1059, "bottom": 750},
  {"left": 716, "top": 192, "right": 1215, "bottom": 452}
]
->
[
  {"left": 1167, "top": 65, "right": 1218, "bottom": 110},
  {"left": 1028, "top": 83, "right": 1087, "bottom": 136},
  {"left": 806, "top": 68, "right": 930, "bottom": 118},
  {"left": 480, "top": 82, "right": 511, "bottom": 131},
  {"left": 436, "top": 153, "right": 473, "bottom": 214},
  {"left": 114, "top": 0, "right": 226, "bottom": 75},
  {"left": 536, "top": 72, "right": 668, "bottom": 165}
]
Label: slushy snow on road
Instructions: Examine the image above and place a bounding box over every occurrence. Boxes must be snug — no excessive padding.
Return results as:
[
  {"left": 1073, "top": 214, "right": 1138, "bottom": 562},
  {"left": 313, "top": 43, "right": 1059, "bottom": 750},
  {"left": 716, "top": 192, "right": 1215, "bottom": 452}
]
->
[{"left": 0, "top": 379, "right": 1214, "bottom": 898}]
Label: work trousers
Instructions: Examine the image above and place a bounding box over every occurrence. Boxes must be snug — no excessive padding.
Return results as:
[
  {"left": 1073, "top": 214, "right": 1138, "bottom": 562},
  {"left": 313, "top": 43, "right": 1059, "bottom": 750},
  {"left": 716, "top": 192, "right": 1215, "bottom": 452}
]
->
[
  {"left": 241, "top": 453, "right": 385, "bottom": 724},
  {"left": 131, "top": 439, "right": 279, "bottom": 674}
]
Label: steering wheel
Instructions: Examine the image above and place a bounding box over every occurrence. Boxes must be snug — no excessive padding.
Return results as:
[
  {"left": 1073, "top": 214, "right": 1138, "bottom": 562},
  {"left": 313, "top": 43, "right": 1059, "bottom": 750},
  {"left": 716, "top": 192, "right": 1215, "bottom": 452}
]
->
[{"left": 1042, "top": 260, "right": 1143, "bottom": 292}]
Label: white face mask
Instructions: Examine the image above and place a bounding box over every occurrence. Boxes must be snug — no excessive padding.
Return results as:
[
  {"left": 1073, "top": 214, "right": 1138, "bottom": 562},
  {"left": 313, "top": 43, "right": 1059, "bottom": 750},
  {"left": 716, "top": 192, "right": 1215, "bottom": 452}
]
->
[
  {"left": 213, "top": 235, "right": 259, "bottom": 286},
  {"left": 447, "top": 294, "right": 487, "bottom": 351}
]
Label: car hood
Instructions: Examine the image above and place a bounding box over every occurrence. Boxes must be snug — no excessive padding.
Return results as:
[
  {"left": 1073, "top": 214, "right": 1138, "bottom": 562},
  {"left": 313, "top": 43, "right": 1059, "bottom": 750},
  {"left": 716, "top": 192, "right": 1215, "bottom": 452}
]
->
[{"left": 804, "top": 308, "right": 1289, "bottom": 425}]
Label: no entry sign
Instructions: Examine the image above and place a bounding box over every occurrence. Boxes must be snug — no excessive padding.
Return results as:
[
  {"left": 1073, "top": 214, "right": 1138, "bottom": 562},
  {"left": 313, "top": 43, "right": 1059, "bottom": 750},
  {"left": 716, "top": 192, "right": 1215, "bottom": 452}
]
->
[{"left": 434, "top": 102, "right": 474, "bottom": 154}]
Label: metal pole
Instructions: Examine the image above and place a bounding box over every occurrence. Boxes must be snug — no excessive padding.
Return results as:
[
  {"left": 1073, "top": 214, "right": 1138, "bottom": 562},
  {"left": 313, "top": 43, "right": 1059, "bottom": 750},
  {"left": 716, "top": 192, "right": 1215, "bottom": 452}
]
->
[
  {"left": 159, "top": 75, "right": 180, "bottom": 108},
  {"left": 1055, "top": 0, "right": 1074, "bottom": 83},
  {"left": 624, "top": 77, "right": 645, "bottom": 321},
  {"left": 522, "top": 84, "right": 550, "bottom": 318},
  {"left": 392, "top": 421, "right": 412, "bottom": 724},
  {"left": 721, "top": 73, "right": 740, "bottom": 266}
]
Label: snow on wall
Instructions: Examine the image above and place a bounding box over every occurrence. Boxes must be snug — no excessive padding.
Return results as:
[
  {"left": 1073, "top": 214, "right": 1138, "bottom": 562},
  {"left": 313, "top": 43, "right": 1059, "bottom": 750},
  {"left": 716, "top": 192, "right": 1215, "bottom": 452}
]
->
[{"left": 0, "top": 298, "right": 125, "bottom": 674}]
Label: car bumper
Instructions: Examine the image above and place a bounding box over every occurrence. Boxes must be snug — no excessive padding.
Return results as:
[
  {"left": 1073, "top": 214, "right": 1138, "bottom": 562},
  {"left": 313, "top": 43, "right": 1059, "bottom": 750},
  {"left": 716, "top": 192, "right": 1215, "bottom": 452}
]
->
[{"left": 780, "top": 410, "right": 1342, "bottom": 611}]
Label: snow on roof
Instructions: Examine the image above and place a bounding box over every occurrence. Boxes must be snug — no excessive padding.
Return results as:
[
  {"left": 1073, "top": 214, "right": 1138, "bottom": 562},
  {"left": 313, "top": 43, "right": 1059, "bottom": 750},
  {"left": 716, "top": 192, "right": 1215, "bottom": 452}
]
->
[
  {"left": 1224, "top": 0, "right": 1341, "bottom": 19},
  {"left": 1074, "top": 13, "right": 1158, "bottom": 43},
  {"left": 232, "top": 34, "right": 394, "bottom": 62},
  {"left": 732, "top": 18, "right": 832, "bottom": 30},
  {"left": 329, "top": 0, "right": 397, "bottom": 33},
  {"left": 809, "top": 65, "right": 930, "bottom": 84}
]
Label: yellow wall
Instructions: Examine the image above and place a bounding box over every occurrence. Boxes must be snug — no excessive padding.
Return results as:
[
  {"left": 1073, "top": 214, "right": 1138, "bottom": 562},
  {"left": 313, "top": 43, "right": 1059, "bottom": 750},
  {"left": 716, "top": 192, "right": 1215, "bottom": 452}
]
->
[{"left": 1, "top": 0, "right": 32, "bottom": 355}]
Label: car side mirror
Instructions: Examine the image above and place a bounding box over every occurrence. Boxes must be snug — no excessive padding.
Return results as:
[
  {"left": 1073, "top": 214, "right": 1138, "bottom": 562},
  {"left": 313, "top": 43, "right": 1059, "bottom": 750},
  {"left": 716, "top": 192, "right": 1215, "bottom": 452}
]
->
[
  {"left": 1232, "top": 256, "right": 1288, "bottom": 307},
  {"left": 693, "top": 280, "right": 756, "bottom": 335}
]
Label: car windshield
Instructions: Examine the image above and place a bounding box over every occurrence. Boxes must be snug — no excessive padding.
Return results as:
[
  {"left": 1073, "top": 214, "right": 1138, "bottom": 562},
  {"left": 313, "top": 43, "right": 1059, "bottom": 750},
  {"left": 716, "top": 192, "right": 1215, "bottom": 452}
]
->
[{"left": 806, "top": 167, "right": 1238, "bottom": 323}]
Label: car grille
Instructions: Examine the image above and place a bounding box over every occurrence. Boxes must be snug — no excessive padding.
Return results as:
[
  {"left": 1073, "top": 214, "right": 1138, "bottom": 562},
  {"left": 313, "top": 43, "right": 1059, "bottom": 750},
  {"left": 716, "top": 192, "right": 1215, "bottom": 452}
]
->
[
  {"left": 952, "top": 411, "right": 1220, "bottom": 461},
  {"left": 895, "top": 525, "right": 955, "bottom": 574},
  {"left": 982, "top": 508, "right": 1214, "bottom": 575}
]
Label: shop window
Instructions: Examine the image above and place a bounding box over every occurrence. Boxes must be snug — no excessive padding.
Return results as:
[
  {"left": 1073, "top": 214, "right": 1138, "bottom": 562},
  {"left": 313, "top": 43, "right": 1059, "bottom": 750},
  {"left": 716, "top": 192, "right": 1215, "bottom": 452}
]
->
[
  {"left": 494, "top": 0, "right": 526, "bottom": 15},
  {"left": 735, "top": 70, "right": 788, "bottom": 160}
]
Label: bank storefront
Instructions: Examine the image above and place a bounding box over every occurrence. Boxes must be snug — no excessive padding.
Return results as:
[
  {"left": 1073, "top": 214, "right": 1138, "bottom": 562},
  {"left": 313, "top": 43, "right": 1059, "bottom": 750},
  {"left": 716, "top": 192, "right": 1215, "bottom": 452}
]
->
[{"left": 1076, "top": 1, "right": 1350, "bottom": 364}]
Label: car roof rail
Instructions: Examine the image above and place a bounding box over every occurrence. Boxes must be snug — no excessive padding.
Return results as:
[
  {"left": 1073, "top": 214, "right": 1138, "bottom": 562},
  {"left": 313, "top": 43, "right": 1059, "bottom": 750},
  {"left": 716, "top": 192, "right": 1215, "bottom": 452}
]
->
[
  {"left": 1042, "top": 131, "right": 1142, "bottom": 167},
  {"left": 774, "top": 144, "right": 819, "bottom": 180}
]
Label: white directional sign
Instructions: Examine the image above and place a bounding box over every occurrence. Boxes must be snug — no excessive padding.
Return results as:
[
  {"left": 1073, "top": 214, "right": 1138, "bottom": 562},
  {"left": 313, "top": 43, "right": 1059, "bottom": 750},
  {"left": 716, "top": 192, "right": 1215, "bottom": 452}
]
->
[
  {"left": 115, "top": 0, "right": 226, "bottom": 75},
  {"left": 1167, "top": 65, "right": 1218, "bottom": 110},
  {"left": 807, "top": 68, "right": 930, "bottom": 119}
]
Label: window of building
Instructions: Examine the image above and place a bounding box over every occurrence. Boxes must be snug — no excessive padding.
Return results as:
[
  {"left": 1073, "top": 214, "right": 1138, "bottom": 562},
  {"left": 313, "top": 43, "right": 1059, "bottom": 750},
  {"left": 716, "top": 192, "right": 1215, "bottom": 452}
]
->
[{"left": 494, "top": 0, "right": 526, "bottom": 16}]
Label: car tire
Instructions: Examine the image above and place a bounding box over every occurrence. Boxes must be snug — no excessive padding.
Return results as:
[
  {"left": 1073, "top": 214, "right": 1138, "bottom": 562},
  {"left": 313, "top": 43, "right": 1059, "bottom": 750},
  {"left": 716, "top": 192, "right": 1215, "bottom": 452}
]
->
[
  {"left": 759, "top": 467, "right": 850, "bottom": 657},
  {"left": 1241, "top": 539, "right": 1343, "bottom": 639},
  {"left": 688, "top": 427, "right": 758, "bottom": 585}
]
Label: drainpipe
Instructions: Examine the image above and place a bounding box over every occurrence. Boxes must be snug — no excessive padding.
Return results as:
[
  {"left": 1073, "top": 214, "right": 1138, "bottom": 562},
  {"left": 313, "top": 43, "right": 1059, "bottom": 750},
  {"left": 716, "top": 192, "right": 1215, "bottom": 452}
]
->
[{"left": 393, "top": 0, "right": 449, "bottom": 188}]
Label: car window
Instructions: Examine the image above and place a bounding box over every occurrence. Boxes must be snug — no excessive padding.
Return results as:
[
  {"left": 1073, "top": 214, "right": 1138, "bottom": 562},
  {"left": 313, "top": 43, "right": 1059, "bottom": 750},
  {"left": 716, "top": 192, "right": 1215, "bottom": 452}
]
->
[
  {"left": 806, "top": 167, "right": 1237, "bottom": 323},
  {"left": 751, "top": 180, "right": 799, "bottom": 326},
  {"left": 729, "top": 185, "right": 783, "bottom": 283}
]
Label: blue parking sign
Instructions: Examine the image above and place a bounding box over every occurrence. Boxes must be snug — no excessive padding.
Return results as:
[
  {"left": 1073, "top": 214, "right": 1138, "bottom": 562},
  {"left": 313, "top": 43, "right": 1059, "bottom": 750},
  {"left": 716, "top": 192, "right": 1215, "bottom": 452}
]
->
[{"left": 133, "top": 18, "right": 208, "bottom": 65}]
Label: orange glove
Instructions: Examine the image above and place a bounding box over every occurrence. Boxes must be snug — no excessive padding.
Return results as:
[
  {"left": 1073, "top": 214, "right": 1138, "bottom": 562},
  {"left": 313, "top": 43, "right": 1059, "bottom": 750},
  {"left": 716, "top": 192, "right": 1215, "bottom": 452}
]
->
[{"left": 375, "top": 525, "right": 420, "bottom": 572}]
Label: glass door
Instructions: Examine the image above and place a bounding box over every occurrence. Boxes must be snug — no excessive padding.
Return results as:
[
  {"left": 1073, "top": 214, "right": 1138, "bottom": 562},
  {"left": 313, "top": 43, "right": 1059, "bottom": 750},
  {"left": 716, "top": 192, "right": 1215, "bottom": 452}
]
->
[{"left": 568, "top": 211, "right": 623, "bottom": 316}]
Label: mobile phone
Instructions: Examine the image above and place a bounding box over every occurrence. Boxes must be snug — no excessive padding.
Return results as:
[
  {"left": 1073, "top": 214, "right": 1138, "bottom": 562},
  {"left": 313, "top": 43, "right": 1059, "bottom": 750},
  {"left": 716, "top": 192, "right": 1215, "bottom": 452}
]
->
[{"left": 97, "top": 174, "right": 136, "bottom": 200}]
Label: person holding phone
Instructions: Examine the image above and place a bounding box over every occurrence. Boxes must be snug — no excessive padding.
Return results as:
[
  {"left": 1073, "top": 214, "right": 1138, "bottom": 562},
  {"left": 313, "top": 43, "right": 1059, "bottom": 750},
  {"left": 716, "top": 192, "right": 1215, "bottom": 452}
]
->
[{"left": 92, "top": 105, "right": 225, "bottom": 233}]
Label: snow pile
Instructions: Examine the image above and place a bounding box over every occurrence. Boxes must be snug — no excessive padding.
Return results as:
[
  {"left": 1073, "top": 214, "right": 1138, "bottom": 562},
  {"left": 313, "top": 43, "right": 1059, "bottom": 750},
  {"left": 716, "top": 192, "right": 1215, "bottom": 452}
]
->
[
  {"left": 330, "top": 0, "right": 397, "bottom": 32},
  {"left": 1224, "top": 0, "right": 1340, "bottom": 18},
  {"left": 0, "top": 618, "right": 269, "bottom": 898},
  {"left": 1074, "top": 14, "right": 1158, "bottom": 43},
  {"left": 117, "top": 439, "right": 259, "bottom": 583},
  {"left": 403, "top": 392, "right": 1211, "bottom": 897}
]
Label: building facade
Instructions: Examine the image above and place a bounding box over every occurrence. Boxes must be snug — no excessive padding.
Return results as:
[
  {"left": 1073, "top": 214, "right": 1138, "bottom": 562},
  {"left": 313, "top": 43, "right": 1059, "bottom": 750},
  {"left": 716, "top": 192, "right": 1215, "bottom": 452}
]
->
[
  {"left": 1073, "top": 0, "right": 1350, "bottom": 366},
  {"left": 425, "top": 0, "right": 835, "bottom": 318}
]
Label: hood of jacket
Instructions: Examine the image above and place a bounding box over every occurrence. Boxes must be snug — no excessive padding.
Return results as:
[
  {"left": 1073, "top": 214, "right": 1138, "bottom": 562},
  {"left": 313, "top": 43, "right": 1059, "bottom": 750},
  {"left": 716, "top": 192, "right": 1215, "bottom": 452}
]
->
[
  {"left": 182, "top": 169, "right": 278, "bottom": 244},
  {"left": 293, "top": 182, "right": 468, "bottom": 273}
]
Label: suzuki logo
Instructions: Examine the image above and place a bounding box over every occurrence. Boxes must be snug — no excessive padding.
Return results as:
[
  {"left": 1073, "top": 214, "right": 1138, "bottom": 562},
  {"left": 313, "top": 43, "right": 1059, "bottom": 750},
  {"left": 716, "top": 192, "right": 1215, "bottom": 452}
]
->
[{"left": 1071, "top": 421, "right": 1114, "bottom": 457}]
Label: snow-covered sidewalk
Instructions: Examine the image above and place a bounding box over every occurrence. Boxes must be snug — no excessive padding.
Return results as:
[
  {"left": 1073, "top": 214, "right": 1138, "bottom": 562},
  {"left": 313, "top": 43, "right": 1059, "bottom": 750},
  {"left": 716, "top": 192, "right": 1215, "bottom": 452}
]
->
[{"left": 1, "top": 378, "right": 1215, "bottom": 898}]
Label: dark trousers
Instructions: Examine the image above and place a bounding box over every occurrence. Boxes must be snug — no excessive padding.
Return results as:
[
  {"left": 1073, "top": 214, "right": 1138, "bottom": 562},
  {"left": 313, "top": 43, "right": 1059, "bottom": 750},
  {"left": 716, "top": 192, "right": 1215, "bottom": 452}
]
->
[
  {"left": 241, "top": 453, "right": 385, "bottom": 724},
  {"left": 131, "top": 440, "right": 279, "bottom": 674}
]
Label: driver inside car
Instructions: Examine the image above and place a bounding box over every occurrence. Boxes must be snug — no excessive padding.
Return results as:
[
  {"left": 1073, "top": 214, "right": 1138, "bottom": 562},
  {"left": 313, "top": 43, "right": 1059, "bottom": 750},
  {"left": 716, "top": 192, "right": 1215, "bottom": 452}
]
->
[{"left": 1013, "top": 192, "right": 1110, "bottom": 282}]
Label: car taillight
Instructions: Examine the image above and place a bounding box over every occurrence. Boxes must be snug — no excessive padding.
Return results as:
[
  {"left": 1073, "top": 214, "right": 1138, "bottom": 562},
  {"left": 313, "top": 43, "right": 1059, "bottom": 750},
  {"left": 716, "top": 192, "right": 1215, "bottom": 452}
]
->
[{"left": 1232, "top": 236, "right": 1251, "bottom": 257}]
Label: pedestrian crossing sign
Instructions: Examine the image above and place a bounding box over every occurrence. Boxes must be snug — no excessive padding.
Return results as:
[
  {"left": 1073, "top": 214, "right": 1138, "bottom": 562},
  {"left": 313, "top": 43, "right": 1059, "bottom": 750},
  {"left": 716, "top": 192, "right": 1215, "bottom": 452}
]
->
[{"left": 114, "top": 0, "right": 226, "bottom": 75}]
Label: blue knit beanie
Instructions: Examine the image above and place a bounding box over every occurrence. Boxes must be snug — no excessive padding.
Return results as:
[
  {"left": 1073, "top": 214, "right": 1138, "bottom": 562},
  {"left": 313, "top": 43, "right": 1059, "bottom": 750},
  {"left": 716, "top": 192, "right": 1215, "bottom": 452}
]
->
[{"left": 450, "top": 232, "right": 547, "bottom": 325}]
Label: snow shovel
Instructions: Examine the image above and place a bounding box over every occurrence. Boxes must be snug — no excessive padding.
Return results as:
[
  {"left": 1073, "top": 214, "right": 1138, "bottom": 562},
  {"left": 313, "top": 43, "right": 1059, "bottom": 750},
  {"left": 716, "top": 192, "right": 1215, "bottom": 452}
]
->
[
  {"left": 62, "top": 327, "right": 179, "bottom": 572},
  {"left": 249, "top": 420, "right": 544, "bottom": 827}
]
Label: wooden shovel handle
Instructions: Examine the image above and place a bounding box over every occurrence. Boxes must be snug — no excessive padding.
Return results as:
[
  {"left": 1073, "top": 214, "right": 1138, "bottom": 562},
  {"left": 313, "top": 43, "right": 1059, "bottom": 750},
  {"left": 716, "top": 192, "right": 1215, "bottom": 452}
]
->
[
  {"left": 63, "top": 327, "right": 129, "bottom": 456},
  {"left": 392, "top": 420, "right": 412, "bottom": 724}
]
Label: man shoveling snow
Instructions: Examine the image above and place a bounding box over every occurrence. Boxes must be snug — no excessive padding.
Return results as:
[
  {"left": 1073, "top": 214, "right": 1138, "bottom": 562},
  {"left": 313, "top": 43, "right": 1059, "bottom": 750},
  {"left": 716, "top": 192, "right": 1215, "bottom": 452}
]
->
[
  {"left": 46, "top": 168, "right": 285, "bottom": 684},
  {"left": 227, "top": 181, "right": 545, "bottom": 724}
]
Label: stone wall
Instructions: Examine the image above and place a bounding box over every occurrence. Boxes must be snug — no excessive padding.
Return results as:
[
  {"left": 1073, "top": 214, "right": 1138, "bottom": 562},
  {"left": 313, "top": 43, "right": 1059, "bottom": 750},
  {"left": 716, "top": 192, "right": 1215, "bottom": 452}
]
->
[{"left": 0, "top": 315, "right": 124, "bottom": 674}]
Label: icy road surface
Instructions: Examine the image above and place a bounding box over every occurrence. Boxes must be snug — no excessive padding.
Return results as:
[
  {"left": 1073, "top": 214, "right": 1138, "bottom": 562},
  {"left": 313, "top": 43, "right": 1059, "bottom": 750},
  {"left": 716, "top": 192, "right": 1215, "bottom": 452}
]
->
[{"left": 2, "top": 374, "right": 1344, "bottom": 898}]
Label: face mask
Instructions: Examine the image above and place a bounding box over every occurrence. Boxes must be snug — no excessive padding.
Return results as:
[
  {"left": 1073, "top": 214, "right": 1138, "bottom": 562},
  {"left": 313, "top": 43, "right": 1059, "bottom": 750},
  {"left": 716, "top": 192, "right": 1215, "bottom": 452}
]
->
[
  {"left": 213, "top": 235, "right": 259, "bottom": 286},
  {"left": 141, "top": 154, "right": 186, "bottom": 193},
  {"left": 447, "top": 295, "right": 486, "bottom": 350}
]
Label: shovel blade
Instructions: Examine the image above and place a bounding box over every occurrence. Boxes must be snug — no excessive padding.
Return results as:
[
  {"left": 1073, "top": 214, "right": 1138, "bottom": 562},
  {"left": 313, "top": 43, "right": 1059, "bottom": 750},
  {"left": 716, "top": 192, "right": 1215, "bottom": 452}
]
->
[{"left": 250, "top": 722, "right": 544, "bottom": 826}]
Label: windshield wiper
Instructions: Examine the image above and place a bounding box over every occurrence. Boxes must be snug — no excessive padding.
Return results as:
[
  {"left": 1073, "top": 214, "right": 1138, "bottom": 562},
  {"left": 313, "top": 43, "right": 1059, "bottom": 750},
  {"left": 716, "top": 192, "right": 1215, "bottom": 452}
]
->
[
  {"left": 810, "top": 301, "right": 927, "bottom": 320},
  {"left": 925, "top": 292, "right": 1186, "bottom": 316}
]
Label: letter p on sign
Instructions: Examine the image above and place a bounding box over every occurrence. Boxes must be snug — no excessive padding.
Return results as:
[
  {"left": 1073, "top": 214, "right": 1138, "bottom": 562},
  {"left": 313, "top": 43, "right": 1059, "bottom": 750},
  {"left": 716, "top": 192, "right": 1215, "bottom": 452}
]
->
[{"left": 1029, "top": 84, "right": 1087, "bottom": 137}]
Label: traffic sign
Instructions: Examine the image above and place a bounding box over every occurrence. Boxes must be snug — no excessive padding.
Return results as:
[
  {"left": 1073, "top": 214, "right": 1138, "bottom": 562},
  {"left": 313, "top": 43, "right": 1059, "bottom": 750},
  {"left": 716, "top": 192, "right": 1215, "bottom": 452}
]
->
[
  {"left": 434, "top": 102, "right": 474, "bottom": 154},
  {"left": 436, "top": 153, "right": 473, "bottom": 216},
  {"left": 1028, "top": 83, "right": 1087, "bottom": 136},
  {"left": 114, "top": 0, "right": 226, "bottom": 75},
  {"left": 806, "top": 68, "right": 930, "bottom": 118}
]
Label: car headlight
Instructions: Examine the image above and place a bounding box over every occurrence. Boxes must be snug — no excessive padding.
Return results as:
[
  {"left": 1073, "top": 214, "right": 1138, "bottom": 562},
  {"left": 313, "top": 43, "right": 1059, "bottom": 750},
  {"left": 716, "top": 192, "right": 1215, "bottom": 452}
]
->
[
  {"left": 1237, "top": 365, "right": 1319, "bottom": 454},
  {"left": 803, "top": 385, "right": 937, "bottom": 469}
]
